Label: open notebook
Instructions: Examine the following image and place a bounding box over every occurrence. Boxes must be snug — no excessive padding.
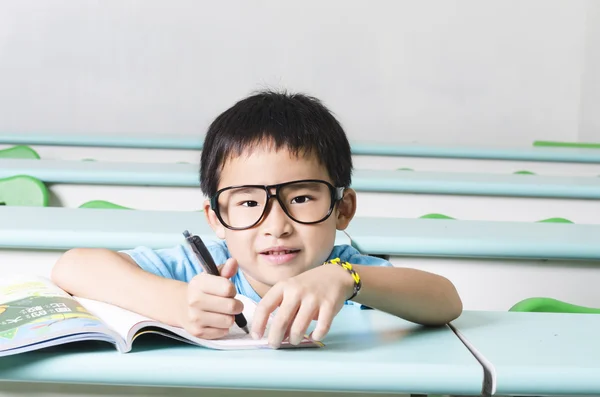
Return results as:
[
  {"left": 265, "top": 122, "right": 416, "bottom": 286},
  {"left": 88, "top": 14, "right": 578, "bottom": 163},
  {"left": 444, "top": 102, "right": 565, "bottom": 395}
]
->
[{"left": 0, "top": 275, "right": 323, "bottom": 357}]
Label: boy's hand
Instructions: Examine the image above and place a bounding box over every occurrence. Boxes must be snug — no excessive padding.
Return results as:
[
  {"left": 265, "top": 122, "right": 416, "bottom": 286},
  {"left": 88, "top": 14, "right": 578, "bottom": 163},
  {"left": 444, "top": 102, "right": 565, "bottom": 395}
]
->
[
  {"left": 181, "top": 258, "right": 244, "bottom": 339},
  {"left": 251, "top": 263, "right": 355, "bottom": 348}
]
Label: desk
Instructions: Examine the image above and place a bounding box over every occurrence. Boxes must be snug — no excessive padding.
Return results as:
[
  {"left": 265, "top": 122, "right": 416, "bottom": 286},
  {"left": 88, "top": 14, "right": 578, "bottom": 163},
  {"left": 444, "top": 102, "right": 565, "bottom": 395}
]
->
[
  {"left": 0, "top": 207, "right": 350, "bottom": 251},
  {"left": 4, "top": 160, "right": 600, "bottom": 199},
  {"left": 451, "top": 311, "right": 600, "bottom": 396},
  {"left": 4, "top": 133, "right": 600, "bottom": 162},
  {"left": 8, "top": 206, "right": 600, "bottom": 259},
  {"left": 0, "top": 307, "right": 483, "bottom": 395},
  {"left": 347, "top": 217, "right": 600, "bottom": 311},
  {"left": 346, "top": 216, "right": 600, "bottom": 260}
]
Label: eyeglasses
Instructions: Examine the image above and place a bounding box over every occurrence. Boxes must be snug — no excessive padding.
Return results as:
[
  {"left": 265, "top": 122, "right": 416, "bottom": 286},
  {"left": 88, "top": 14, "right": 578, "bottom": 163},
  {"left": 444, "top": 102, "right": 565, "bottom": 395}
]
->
[{"left": 210, "top": 179, "right": 345, "bottom": 230}]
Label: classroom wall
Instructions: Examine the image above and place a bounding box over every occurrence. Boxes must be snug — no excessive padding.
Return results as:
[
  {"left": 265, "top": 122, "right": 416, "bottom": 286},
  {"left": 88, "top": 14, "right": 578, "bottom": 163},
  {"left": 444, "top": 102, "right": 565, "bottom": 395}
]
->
[
  {"left": 0, "top": 0, "right": 592, "bottom": 146},
  {"left": 579, "top": 0, "right": 600, "bottom": 143}
]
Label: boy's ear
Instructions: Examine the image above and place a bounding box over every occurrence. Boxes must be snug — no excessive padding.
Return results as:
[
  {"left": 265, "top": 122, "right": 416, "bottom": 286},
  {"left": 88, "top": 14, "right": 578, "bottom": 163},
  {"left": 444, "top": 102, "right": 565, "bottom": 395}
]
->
[
  {"left": 335, "top": 188, "right": 357, "bottom": 231},
  {"left": 203, "top": 199, "right": 226, "bottom": 239}
]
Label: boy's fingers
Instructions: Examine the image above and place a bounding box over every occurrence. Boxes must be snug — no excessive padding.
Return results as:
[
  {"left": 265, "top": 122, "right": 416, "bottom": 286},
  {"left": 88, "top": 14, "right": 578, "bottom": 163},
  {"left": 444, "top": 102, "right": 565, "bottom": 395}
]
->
[
  {"left": 195, "top": 274, "right": 236, "bottom": 298},
  {"left": 196, "top": 294, "right": 244, "bottom": 315},
  {"left": 218, "top": 258, "right": 239, "bottom": 279},
  {"left": 189, "top": 310, "right": 235, "bottom": 330},
  {"left": 267, "top": 298, "right": 300, "bottom": 349},
  {"left": 251, "top": 285, "right": 283, "bottom": 339},
  {"left": 288, "top": 302, "right": 318, "bottom": 345},
  {"left": 310, "top": 303, "right": 334, "bottom": 342},
  {"left": 188, "top": 325, "right": 230, "bottom": 340}
]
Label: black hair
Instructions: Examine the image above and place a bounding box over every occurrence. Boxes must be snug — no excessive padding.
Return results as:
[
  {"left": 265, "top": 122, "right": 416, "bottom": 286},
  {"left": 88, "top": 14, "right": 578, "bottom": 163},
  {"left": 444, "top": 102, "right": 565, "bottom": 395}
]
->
[{"left": 200, "top": 90, "right": 353, "bottom": 198}]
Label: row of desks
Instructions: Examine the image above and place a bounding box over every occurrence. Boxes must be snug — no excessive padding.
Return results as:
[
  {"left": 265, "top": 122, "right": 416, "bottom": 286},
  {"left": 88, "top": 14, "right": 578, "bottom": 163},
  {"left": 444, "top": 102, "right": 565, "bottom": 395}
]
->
[
  {"left": 3, "top": 205, "right": 600, "bottom": 312},
  {"left": 5, "top": 206, "right": 600, "bottom": 260},
  {"left": 2, "top": 134, "right": 600, "bottom": 162},
  {"left": 1, "top": 307, "right": 598, "bottom": 396},
  {"left": 4, "top": 158, "right": 600, "bottom": 199}
]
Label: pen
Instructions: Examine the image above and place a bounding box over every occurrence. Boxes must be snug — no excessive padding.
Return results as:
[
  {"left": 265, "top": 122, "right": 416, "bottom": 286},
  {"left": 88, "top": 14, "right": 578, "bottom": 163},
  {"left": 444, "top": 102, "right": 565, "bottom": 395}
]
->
[{"left": 182, "top": 230, "right": 250, "bottom": 334}]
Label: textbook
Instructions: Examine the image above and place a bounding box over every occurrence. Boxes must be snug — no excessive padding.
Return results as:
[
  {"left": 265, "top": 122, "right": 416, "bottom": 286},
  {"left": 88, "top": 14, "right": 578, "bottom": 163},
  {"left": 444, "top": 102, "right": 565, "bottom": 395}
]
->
[{"left": 0, "top": 275, "right": 323, "bottom": 357}]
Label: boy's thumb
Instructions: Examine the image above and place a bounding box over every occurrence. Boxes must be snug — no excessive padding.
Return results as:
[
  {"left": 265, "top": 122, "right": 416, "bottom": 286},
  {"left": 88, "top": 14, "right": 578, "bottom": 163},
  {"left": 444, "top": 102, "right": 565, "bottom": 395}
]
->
[{"left": 218, "top": 258, "right": 239, "bottom": 279}]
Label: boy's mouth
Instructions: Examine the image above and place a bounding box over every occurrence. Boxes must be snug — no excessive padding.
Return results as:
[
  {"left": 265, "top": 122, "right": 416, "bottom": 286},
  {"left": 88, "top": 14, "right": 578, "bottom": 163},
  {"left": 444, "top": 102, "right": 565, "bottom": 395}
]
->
[
  {"left": 260, "top": 247, "right": 301, "bottom": 265},
  {"left": 261, "top": 249, "right": 299, "bottom": 255}
]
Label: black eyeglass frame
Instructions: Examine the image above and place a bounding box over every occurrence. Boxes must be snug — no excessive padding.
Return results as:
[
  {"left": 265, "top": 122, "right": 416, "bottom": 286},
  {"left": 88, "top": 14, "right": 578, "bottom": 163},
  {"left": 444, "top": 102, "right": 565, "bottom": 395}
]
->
[{"left": 210, "top": 179, "right": 345, "bottom": 231}]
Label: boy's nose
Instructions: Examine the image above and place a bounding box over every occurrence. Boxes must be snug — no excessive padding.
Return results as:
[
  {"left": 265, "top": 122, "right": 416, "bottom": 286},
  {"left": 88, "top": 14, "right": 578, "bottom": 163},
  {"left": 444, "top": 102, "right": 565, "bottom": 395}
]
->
[{"left": 261, "top": 199, "right": 293, "bottom": 238}]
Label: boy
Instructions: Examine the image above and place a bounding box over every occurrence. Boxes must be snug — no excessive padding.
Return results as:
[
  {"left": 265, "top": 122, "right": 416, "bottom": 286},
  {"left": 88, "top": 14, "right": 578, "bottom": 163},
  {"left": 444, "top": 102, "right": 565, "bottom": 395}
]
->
[{"left": 52, "top": 90, "right": 462, "bottom": 348}]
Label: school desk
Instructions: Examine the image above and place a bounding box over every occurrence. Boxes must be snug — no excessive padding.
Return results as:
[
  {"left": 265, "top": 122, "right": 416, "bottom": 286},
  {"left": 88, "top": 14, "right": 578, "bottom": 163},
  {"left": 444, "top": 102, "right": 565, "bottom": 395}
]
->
[
  {"left": 3, "top": 159, "right": 600, "bottom": 200},
  {"left": 0, "top": 306, "right": 483, "bottom": 395},
  {"left": 6, "top": 206, "right": 600, "bottom": 260},
  {"left": 346, "top": 216, "right": 600, "bottom": 260},
  {"left": 0, "top": 206, "right": 351, "bottom": 250},
  {"left": 4, "top": 206, "right": 600, "bottom": 312},
  {"left": 4, "top": 132, "right": 600, "bottom": 163},
  {"left": 4, "top": 142, "right": 600, "bottom": 180},
  {"left": 345, "top": 216, "right": 600, "bottom": 311},
  {"left": 451, "top": 310, "right": 600, "bottom": 396}
]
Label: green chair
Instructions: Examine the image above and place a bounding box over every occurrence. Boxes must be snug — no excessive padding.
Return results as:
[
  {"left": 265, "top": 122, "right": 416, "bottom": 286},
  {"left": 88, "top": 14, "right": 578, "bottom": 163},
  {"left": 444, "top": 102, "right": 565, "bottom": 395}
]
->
[
  {"left": 0, "top": 145, "right": 40, "bottom": 159},
  {"left": 537, "top": 217, "right": 574, "bottom": 224},
  {"left": 416, "top": 215, "right": 574, "bottom": 223},
  {"left": 419, "top": 213, "right": 455, "bottom": 220},
  {"left": 510, "top": 297, "right": 600, "bottom": 314},
  {"left": 79, "top": 200, "right": 133, "bottom": 210},
  {"left": 0, "top": 175, "right": 49, "bottom": 206},
  {"left": 513, "top": 170, "right": 536, "bottom": 175}
]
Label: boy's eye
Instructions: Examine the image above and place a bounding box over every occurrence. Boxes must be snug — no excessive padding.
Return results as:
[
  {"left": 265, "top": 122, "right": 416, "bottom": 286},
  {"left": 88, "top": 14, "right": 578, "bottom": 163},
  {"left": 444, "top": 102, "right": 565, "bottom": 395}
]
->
[
  {"left": 239, "top": 201, "right": 259, "bottom": 207},
  {"left": 290, "top": 196, "right": 312, "bottom": 204}
]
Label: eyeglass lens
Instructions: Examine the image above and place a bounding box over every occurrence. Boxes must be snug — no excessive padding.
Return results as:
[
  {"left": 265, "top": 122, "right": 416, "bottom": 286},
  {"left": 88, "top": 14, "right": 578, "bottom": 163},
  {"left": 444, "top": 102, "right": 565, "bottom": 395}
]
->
[{"left": 217, "top": 181, "right": 333, "bottom": 229}]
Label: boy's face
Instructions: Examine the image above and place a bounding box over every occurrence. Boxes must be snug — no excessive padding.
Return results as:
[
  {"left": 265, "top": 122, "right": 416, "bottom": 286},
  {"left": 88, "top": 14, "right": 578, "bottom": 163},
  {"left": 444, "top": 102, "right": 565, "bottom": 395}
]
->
[{"left": 203, "top": 145, "right": 356, "bottom": 297}]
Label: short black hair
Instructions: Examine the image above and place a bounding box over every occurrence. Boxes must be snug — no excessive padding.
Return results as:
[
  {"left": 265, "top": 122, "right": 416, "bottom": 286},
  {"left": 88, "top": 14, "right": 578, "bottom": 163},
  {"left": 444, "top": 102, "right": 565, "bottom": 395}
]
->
[{"left": 200, "top": 90, "right": 353, "bottom": 198}]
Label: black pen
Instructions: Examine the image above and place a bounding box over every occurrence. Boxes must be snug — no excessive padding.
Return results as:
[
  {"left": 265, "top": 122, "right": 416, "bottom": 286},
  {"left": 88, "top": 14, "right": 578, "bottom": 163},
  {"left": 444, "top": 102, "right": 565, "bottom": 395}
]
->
[{"left": 182, "top": 230, "right": 249, "bottom": 334}]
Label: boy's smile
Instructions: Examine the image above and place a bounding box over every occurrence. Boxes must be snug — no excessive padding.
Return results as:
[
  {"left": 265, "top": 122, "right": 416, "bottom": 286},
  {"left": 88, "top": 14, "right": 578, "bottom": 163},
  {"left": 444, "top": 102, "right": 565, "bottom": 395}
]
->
[
  {"left": 204, "top": 143, "right": 356, "bottom": 297},
  {"left": 259, "top": 246, "right": 301, "bottom": 265}
]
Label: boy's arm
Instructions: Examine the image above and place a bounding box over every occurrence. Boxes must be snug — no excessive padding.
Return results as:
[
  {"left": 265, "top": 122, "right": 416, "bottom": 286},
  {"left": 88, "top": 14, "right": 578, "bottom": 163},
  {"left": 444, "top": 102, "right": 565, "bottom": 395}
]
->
[
  {"left": 251, "top": 260, "right": 463, "bottom": 348},
  {"left": 51, "top": 248, "right": 188, "bottom": 327},
  {"left": 350, "top": 264, "right": 463, "bottom": 326}
]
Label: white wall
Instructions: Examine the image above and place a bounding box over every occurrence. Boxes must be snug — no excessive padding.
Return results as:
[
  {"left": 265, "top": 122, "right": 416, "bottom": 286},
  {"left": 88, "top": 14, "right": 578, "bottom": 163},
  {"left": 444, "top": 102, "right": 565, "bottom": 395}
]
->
[
  {"left": 579, "top": 0, "right": 600, "bottom": 142},
  {"left": 0, "top": 0, "right": 591, "bottom": 146}
]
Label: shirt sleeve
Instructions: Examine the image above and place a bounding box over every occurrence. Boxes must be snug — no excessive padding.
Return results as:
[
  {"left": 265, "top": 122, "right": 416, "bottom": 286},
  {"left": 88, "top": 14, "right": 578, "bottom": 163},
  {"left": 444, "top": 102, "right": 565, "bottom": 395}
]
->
[
  {"left": 332, "top": 244, "right": 393, "bottom": 268},
  {"left": 119, "top": 239, "right": 231, "bottom": 283}
]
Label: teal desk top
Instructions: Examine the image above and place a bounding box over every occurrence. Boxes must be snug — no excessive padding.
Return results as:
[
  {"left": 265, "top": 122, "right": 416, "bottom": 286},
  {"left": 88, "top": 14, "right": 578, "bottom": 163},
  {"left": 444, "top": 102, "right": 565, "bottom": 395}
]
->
[
  {"left": 3, "top": 133, "right": 600, "bottom": 162},
  {"left": 352, "top": 169, "right": 600, "bottom": 198},
  {"left": 0, "top": 132, "right": 204, "bottom": 150},
  {"left": 0, "top": 206, "right": 349, "bottom": 250},
  {"left": 350, "top": 142, "right": 600, "bottom": 163},
  {"left": 4, "top": 207, "right": 600, "bottom": 261},
  {"left": 0, "top": 307, "right": 483, "bottom": 395},
  {"left": 451, "top": 311, "right": 600, "bottom": 396},
  {"left": 0, "top": 159, "right": 200, "bottom": 186},
  {"left": 346, "top": 217, "right": 600, "bottom": 260},
  {"left": 3, "top": 159, "right": 600, "bottom": 198}
]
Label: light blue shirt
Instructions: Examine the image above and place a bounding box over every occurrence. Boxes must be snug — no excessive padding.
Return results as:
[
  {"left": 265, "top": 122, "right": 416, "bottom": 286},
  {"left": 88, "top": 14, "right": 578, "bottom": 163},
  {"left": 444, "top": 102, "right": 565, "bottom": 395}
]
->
[{"left": 121, "top": 240, "right": 391, "bottom": 306}]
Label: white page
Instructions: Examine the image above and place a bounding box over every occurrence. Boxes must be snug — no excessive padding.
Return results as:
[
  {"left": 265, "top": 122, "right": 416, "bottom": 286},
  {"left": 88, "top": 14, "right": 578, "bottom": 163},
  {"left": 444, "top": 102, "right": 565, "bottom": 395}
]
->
[
  {"left": 74, "top": 297, "right": 151, "bottom": 342},
  {"left": 74, "top": 294, "right": 261, "bottom": 343},
  {"left": 74, "top": 294, "right": 322, "bottom": 350}
]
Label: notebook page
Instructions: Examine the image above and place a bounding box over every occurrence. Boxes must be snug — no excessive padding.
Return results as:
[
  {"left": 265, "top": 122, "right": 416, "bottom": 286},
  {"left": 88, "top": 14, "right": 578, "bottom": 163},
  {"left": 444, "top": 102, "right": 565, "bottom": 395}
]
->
[
  {"left": 160, "top": 295, "right": 322, "bottom": 349},
  {"left": 73, "top": 294, "right": 259, "bottom": 343},
  {"left": 74, "top": 297, "right": 150, "bottom": 342},
  {"left": 74, "top": 294, "right": 322, "bottom": 349}
]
